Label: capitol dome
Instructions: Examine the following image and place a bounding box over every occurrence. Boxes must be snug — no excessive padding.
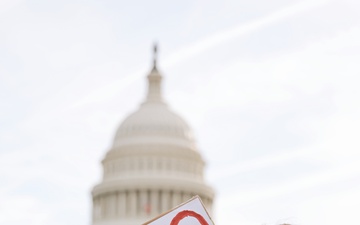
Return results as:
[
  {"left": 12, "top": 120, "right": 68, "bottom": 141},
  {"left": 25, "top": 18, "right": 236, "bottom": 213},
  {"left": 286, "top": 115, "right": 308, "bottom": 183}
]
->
[
  {"left": 92, "top": 45, "right": 214, "bottom": 225},
  {"left": 114, "top": 100, "right": 195, "bottom": 148}
]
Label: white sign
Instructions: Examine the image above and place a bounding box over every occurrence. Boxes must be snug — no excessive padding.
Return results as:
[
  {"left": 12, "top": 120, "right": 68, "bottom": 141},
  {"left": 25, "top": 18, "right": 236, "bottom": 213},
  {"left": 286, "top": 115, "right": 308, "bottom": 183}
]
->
[{"left": 142, "top": 196, "right": 215, "bottom": 225}]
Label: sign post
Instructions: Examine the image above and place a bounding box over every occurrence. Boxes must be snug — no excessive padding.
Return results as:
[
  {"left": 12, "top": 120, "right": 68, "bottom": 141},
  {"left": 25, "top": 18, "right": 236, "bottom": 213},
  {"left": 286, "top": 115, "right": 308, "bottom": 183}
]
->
[{"left": 142, "top": 196, "right": 215, "bottom": 225}]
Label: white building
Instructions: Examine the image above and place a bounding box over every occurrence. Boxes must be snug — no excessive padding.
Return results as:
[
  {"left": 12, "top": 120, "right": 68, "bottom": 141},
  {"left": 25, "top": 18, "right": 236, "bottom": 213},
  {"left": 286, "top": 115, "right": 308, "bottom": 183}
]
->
[{"left": 91, "top": 45, "right": 215, "bottom": 225}]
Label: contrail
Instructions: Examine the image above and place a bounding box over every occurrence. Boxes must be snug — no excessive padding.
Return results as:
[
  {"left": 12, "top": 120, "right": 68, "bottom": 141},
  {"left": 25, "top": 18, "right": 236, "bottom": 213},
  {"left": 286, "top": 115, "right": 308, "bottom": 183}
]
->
[
  {"left": 70, "top": 0, "right": 330, "bottom": 109},
  {"left": 163, "top": 0, "right": 329, "bottom": 68},
  {"left": 23, "top": 0, "right": 329, "bottom": 125}
]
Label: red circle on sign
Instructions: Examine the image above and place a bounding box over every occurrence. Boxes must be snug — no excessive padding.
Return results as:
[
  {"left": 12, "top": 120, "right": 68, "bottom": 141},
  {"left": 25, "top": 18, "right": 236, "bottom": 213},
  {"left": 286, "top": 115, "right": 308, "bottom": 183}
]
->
[{"left": 170, "top": 210, "right": 209, "bottom": 225}]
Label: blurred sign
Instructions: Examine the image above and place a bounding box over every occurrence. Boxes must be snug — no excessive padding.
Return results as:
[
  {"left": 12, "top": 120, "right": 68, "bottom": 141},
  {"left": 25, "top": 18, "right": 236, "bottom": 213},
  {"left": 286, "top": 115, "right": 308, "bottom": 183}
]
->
[{"left": 142, "top": 196, "right": 214, "bottom": 225}]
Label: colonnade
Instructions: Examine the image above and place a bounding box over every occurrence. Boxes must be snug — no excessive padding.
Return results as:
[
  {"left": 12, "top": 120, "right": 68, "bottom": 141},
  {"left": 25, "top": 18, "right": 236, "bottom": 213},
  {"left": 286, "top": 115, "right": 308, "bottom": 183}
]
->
[
  {"left": 103, "top": 156, "right": 203, "bottom": 180},
  {"left": 93, "top": 189, "right": 212, "bottom": 221}
]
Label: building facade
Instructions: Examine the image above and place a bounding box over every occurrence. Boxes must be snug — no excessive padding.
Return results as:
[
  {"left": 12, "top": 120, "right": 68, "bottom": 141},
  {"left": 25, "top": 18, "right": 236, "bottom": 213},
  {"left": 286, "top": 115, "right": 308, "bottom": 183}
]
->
[{"left": 91, "top": 46, "right": 214, "bottom": 225}]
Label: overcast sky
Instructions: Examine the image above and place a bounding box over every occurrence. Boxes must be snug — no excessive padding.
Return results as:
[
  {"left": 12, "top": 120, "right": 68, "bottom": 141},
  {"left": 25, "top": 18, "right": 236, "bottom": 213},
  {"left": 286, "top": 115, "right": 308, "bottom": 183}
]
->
[{"left": 1, "top": 0, "right": 360, "bottom": 225}]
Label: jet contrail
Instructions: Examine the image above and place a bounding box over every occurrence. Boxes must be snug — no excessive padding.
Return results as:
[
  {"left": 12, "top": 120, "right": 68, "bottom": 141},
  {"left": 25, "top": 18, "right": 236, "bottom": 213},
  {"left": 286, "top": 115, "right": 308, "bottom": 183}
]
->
[
  {"left": 163, "top": 0, "right": 329, "bottom": 68},
  {"left": 22, "top": 0, "right": 329, "bottom": 125}
]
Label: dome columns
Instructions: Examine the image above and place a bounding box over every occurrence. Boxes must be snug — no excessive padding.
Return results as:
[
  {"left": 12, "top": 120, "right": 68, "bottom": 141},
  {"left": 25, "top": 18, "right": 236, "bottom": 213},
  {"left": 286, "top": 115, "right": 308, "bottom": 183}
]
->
[{"left": 92, "top": 188, "right": 213, "bottom": 224}]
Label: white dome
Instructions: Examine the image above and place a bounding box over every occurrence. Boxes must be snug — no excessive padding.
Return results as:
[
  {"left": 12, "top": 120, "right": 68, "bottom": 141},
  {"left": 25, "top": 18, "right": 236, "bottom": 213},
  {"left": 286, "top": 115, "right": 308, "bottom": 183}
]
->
[
  {"left": 112, "top": 65, "right": 197, "bottom": 149},
  {"left": 115, "top": 103, "right": 195, "bottom": 143}
]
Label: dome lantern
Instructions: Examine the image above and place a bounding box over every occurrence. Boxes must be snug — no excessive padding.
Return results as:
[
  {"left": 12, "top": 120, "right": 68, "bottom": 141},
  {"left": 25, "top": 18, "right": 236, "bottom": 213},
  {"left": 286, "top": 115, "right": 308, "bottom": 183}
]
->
[{"left": 145, "top": 43, "right": 163, "bottom": 104}]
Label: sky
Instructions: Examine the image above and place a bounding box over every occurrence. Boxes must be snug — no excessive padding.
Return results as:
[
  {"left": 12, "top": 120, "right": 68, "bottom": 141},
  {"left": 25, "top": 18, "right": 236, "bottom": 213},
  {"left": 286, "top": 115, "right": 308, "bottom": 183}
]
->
[{"left": 0, "top": 0, "right": 360, "bottom": 224}]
